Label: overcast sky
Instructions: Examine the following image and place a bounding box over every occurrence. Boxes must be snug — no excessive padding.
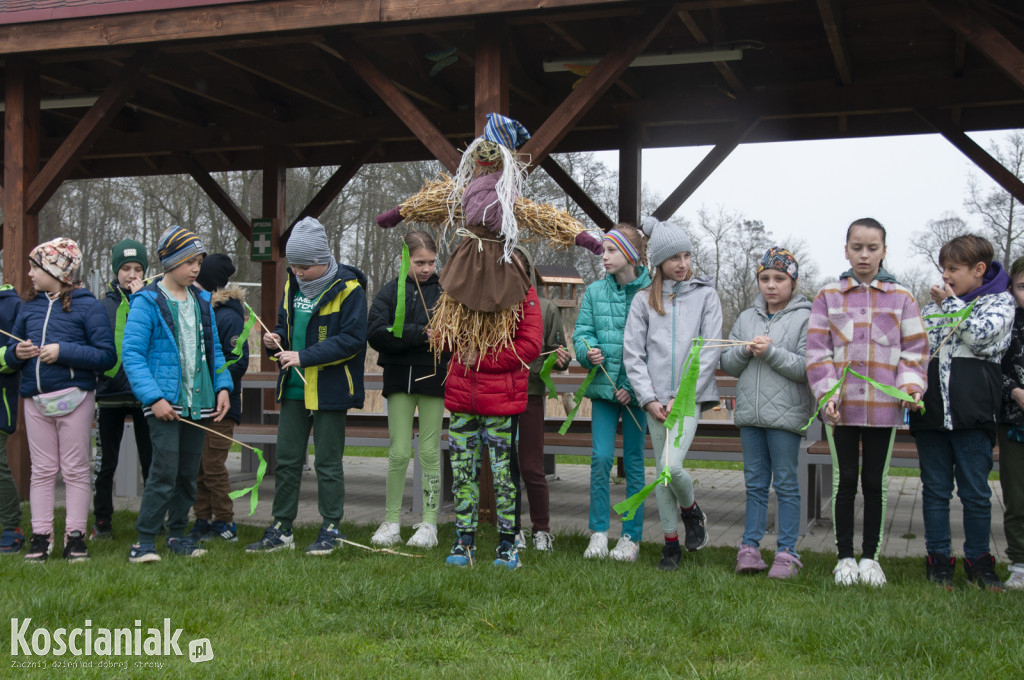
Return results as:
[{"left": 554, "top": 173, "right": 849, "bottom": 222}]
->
[{"left": 598, "top": 130, "right": 1010, "bottom": 284}]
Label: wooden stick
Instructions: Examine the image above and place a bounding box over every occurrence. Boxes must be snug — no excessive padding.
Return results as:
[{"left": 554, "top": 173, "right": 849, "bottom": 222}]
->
[
  {"left": 179, "top": 417, "right": 258, "bottom": 451},
  {"left": 340, "top": 537, "right": 423, "bottom": 558},
  {"left": 929, "top": 315, "right": 967, "bottom": 361},
  {"left": 409, "top": 271, "right": 437, "bottom": 379},
  {"left": 582, "top": 339, "right": 643, "bottom": 432},
  {"left": 250, "top": 307, "right": 308, "bottom": 385},
  {"left": 0, "top": 328, "right": 27, "bottom": 343}
]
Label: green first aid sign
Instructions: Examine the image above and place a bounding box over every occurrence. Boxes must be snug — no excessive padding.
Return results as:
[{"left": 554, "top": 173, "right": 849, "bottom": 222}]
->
[{"left": 251, "top": 218, "right": 273, "bottom": 261}]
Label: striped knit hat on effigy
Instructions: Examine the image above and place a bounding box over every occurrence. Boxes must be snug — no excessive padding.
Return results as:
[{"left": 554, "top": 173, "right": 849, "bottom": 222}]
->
[
  {"left": 482, "top": 113, "right": 531, "bottom": 151},
  {"left": 157, "top": 226, "right": 207, "bottom": 271},
  {"left": 30, "top": 238, "right": 82, "bottom": 285}
]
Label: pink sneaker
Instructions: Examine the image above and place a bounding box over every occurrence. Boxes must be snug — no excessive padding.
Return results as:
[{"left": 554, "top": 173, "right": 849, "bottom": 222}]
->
[
  {"left": 768, "top": 551, "right": 802, "bottom": 579},
  {"left": 735, "top": 544, "right": 767, "bottom": 574}
]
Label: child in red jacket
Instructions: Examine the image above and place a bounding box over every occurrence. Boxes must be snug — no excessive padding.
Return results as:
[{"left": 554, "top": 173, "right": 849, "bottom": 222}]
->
[{"left": 444, "top": 287, "right": 542, "bottom": 569}]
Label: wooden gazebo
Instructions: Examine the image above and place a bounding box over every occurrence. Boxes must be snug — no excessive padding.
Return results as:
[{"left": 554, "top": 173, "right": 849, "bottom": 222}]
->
[{"left": 2, "top": 0, "right": 1023, "bottom": 491}]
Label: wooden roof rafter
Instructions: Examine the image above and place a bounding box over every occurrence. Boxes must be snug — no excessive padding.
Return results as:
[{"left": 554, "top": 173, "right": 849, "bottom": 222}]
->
[
  {"left": 815, "top": 0, "right": 853, "bottom": 87},
  {"left": 676, "top": 8, "right": 746, "bottom": 95}
]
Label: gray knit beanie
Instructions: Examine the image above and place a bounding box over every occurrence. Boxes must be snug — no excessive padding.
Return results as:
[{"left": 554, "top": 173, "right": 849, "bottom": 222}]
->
[
  {"left": 641, "top": 216, "right": 693, "bottom": 268},
  {"left": 286, "top": 216, "right": 332, "bottom": 266}
]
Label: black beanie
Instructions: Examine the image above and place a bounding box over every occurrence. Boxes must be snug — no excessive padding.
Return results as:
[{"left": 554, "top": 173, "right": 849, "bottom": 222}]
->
[{"left": 196, "top": 253, "right": 236, "bottom": 292}]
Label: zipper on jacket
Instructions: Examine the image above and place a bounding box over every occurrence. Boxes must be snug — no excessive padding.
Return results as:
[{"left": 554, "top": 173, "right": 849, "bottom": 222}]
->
[
  {"left": 36, "top": 295, "right": 58, "bottom": 394},
  {"left": 407, "top": 366, "right": 412, "bottom": 393}
]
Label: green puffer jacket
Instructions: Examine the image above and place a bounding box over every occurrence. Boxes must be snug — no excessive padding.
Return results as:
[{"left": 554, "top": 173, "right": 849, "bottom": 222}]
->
[{"left": 573, "top": 267, "right": 651, "bottom": 404}]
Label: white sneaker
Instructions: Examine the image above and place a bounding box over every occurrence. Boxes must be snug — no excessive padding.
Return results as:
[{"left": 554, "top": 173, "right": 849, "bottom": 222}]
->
[
  {"left": 833, "top": 557, "right": 860, "bottom": 586},
  {"left": 406, "top": 523, "right": 437, "bottom": 549},
  {"left": 514, "top": 530, "right": 529, "bottom": 551},
  {"left": 371, "top": 522, "right": 401, "bottom": 547},
  {"left": 858, "top": 558, "right": 886, "bottom": 587},
  {"left": 1005, "top": 563, "right": 1024, "bottom": 590},
  {"left": 609, "top": 534, "right": 639, "bottom": 562},
  {"left": 533, "top": 530, "right": 553, "bottom": 552},
  {"left": 583, "top": 532, "right": 609, "bottom": 559}
]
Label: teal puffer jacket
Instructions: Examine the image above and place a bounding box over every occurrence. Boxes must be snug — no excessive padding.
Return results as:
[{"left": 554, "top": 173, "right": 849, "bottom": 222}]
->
[{"left": 573, "top": 267, "right": 651, "bottom": 404}]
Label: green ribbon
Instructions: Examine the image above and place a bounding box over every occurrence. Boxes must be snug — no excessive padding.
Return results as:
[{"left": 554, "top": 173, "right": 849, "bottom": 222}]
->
[
  {"left": 558, "top": 367, "right": 599, "bottom": 435},
  {"left": 800, "top": 364, "right": 924, "bottom": 431},
  {"left": 388, "top": 243, "right": 411, "bottom": 338},
  {"left": 539, "top": 352, "right": 560, "bottom": 400},
  {"left": 922, "top": 298, "right": 976, "bottom": 328},
  {"left": 228, "top": 447, "right": 267, "bottom": 515},
  {"left": 217, "top": 310, "right": 256, "bottom": 374},
  {"left": 664, "top": 337, "right": 705, "bottom": 444},
  {"left": 103, "top": 292, "right": 130, "bottom": 378},
  {"left": 613, "top": 466, "right": 672, "bottom": 521}
]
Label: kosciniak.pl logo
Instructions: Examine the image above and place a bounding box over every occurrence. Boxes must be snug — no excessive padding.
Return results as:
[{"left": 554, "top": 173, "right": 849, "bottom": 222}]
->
[{"left": 9, "top": 619, "right": 213, "bottom": 663}]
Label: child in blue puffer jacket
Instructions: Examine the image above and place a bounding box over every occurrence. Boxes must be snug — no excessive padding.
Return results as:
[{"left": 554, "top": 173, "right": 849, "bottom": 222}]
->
[
  {"left": 573, "top": 224, "right": 651, "bottom": 563},
  {"left": 8, "top": 239, "right": 116, "bottom": 562}
]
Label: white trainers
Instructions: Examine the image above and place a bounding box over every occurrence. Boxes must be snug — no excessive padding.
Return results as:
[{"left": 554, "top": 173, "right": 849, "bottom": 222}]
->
[
  {"left": 371, "top": 522, "right": 401, "bottom": 547},
  {"left": 514, "top": 530, "right": 529, "bottom": 551},
  {"left": 583, "top": 531, "right": 609, "bottom": 559},
  {"left": 533, "top": 531, "right": 553, "bottom": 552},
  {"left": 406, "top": 523, "right": 437, "bottom": 549},
  {"left": 1005, "top": 563, "right": 1024, "bottom": 590},
  {"left": 858, "top": 558, "right": 887, "bottom": 587},
  {"left": 833, "top": 557, "right": 860, "bottom": 586},
  {"left": 609, "top": 534, "right": 639, "bottom": 562}
]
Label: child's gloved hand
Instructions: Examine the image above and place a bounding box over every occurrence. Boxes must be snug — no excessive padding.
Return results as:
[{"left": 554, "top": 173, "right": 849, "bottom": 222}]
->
[
  {"left": 376, "top": 206, "right": 405, "bottom": 229},
  {"left": 574, "top": 231, "right": 604, "bottom": 256}
]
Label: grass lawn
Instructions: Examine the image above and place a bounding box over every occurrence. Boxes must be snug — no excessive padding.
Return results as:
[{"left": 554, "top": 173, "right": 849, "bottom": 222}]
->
[{"left": 5, "top": 511, "right": 1021, "bottom": 679}]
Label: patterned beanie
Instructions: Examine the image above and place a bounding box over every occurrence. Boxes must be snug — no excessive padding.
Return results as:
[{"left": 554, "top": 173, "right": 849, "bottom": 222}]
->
[
  {"left": 29, "top": 238, "right": 82, "bottom": 285},
  {"left": 110, "top": 238, "right": 148, "bottom": 275},
  {"left": 757, "top": 247, "right": 799, "bottom": 282},
  {"left": 641, "top": 216, "right": 693, "bottom": 268},
  {"left": 483, "top": 113, "right": 531, "bottom": 151},
  {"left": 157, "top": 226, "right": 206, "bottom": 271},
  {"left": 286, "top": 217, "right": 332, "bottom": 266}
]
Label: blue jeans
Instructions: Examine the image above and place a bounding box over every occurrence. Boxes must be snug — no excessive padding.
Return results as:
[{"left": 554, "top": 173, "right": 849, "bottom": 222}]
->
[
  {"left": 915, "top": 428, "right": 994, "bottom": 560},
  {"left": 588, "top": 399, "right": 647, "bottom": 539},
  {"left": 739, "top": 427, "right": 802, "bottom": 555}
]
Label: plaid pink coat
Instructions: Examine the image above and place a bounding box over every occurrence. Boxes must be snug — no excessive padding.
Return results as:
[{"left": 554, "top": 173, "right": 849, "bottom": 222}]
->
[{"left": 805, "top": 276, "right": 928, "bottom": 427}]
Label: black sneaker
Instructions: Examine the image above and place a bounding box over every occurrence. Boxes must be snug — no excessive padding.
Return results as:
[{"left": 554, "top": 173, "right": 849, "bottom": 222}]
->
[
  {"left": 63, "top": 531, "right": 90, "bottom": 562},
  {"left": 964, "top": 553, "right": 1004, "bottom": 591},
  {"left": 658, "top": 542, "right": 682, "bottom": 571},
  {"left": 90, "top": 519, "right": 113, "bottom": 541},
  {"left": 24, "top": 533, "right": 51, "bottom": 562},
  {"left": 680, "top": 503, "right": 709, "bottom": 552},
  {"left": 926, "top": 553, "right": 955, "bottom": 590},
  {"left": 190, "top": 518, "right": 212, "bottom": 541}
]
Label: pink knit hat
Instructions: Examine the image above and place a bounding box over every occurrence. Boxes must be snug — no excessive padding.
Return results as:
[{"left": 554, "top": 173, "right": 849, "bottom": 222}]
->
[{"left": 29, "top": 238, "right": 82, "bottom": 285}]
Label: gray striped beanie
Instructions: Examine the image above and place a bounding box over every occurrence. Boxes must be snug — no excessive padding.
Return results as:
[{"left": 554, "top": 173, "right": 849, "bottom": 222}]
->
[{"left": 286, "top": 217, "right": 331, "bottom": 266}]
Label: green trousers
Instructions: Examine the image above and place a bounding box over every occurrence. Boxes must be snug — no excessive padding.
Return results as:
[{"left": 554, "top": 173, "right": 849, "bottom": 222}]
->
[
  {"left": 272, "top": 399, "right": 347, "bottom": 530},
  {"left": 384, "top": 393, "right": 443, "bottom": 524}
]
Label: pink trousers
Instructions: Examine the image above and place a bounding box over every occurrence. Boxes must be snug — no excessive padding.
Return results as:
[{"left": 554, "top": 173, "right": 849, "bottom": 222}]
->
[{"left": 24, "top": 391, "right": 96, "bottom": 540}]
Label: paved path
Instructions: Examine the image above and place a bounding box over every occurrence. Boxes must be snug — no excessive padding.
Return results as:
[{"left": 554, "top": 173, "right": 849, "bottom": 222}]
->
[{"left": 101, "top": 453, "right": 1007, "bottom": 559}]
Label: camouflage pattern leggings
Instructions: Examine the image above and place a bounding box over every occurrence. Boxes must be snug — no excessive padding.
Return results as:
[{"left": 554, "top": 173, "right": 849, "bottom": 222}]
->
[{"left": 448, "top": 412, "right": 516, "bottom": 535}]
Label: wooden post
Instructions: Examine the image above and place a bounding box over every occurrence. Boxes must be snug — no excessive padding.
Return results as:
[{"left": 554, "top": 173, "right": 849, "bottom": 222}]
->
[
  {"left": 261, "top": 152, "right": 286, "bottom": 400},
  {"left": 3, "top": 57, "right": 40, "bottom": 500},
  {"left": 618, "top": 123, "right": 642, "bottom": 226}
]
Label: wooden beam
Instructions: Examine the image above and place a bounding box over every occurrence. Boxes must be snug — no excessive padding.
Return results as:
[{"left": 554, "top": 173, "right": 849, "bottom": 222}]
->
[
  {"left": 286, "top": 143, "right": 379, "bottom": 242},
  {"left": 260, "top": 152, "right": 287, "bottom": 375},
  {"left": 677, "top": 9, "right": 745, "bottom": 94},
  {"left": 175, "top": 151, "right": 253, "bottom": 242},
  {"left": 147, "top": 58, "right": 284, "bottom": 122},
  {"left": 26, "top": 50, "right": 154, "bottom": 215},
  {"left": 917, "top": 108, "right": 1024, "bottom": 205},
  {"left": 618, "top": 124, "right": 642, "bottom": 226},
  {"left": 653, "top": 117, "right": 760, "bottom": 220},
  {"left": 816, "top": 0, "right": 853, "bottom": 86},
  {"left": 925, "top": 0, "right": 1024, "bottom": 92},
  {"left": 475, "top": 20, "right": 510, "bottom": 134},
  {"left": 330, "top": 39, "right": 461, "bottom": 173},
  {"left": 520, "top": 6, "right": 675, "bottom": 168},
  {"left": 540, "top": 157, "right": 615, "bottom": 231}
]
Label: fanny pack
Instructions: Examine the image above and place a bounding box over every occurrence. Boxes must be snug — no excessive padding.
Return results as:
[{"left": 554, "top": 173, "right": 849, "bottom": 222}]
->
[{"left": 32, "top": 386, "right": 88, "bottom": 417}]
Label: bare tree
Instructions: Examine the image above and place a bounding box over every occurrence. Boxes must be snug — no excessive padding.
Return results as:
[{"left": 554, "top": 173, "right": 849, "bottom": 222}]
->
[
  {"left": 965, "top": 129, "right": 1024, "bottom": 265},
  {"left": 910, "top": 212, "right": 970, "bottom": 273}
]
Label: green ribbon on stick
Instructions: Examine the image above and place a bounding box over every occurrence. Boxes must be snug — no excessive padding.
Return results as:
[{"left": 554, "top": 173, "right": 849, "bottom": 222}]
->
[
  {"left": 538, "top": 353, "right": 561, "bottom": 400},
  {"left": 103, "top": 293, "right": 130, "bottom": 378},
  {"left": 389, "top": 243, "right": 411, "bottom": 338},
  {"left": 228, "top": 447, "right": 267, "bottom": 515},
  {"left": 612, "top": 466, "right": 672, "bottom": 521},
  {"left": 800, "top": 364, "right": 924, "bottom": 431},
  {"left": 664, "top": 338, "right": 705, "bottom": 445},
  {"left": 922, "top": 298, "right": 976, "bottom": 328},
  {"left": 217, "top": 310, "right": 256, "bottom": 374},
  {"left": 558, "top": 367, "right": 599, "bottom": 435}
]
